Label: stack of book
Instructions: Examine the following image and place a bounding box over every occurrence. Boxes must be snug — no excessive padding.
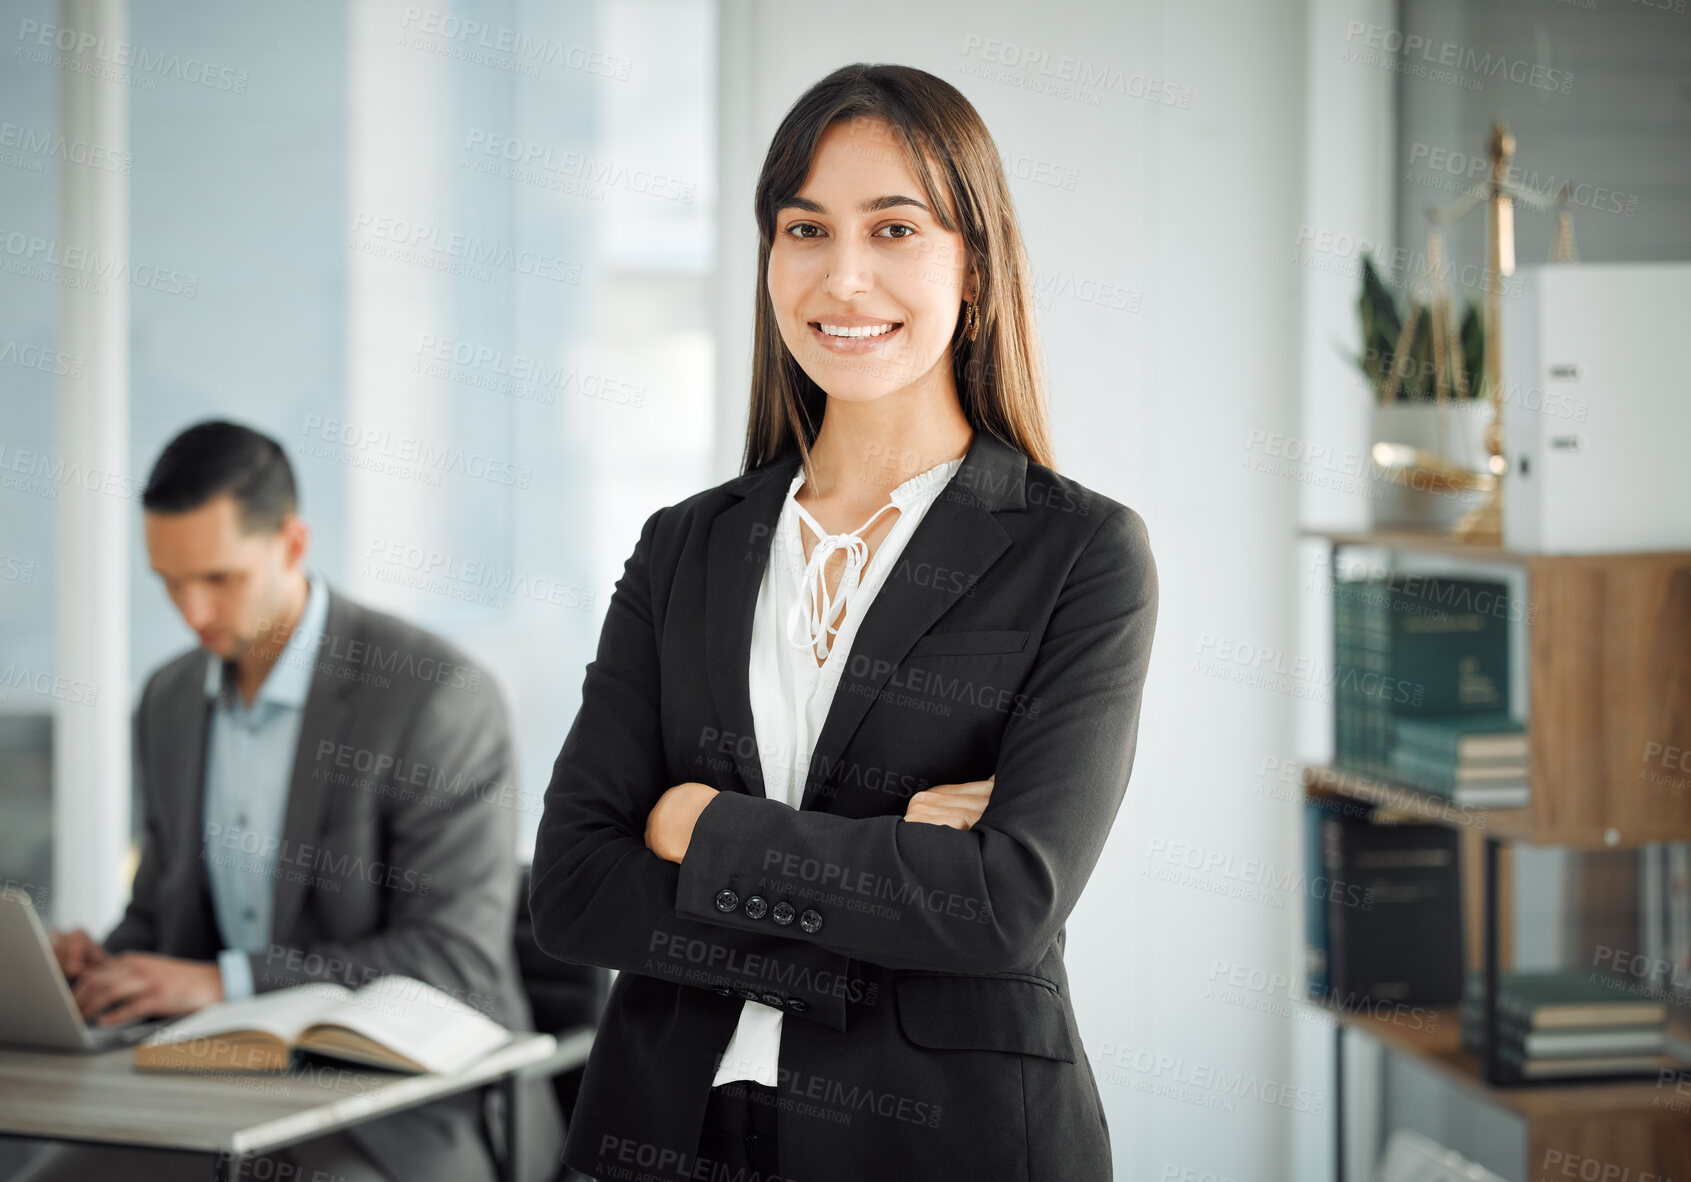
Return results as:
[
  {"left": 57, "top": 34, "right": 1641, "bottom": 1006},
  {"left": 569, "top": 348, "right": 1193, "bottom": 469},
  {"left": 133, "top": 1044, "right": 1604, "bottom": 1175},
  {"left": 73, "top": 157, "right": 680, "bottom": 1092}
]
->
[
  {"left": 1388, "top": 713, "right": 1528, "bottom": 809},
  {"left": 1458, "top": 970, "right": 1673, "bottom": 1081},
  {"left": 1331, "top": 571, "right": 1524, "bottom": 809}
]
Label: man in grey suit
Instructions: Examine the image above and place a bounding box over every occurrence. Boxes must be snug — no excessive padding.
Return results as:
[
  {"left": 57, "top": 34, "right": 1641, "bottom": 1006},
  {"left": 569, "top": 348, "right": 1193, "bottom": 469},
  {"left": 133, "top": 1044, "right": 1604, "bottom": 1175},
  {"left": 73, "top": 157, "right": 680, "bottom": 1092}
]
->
[{"left": 20, "top": 421, "right": 562, "bottom": 1182}]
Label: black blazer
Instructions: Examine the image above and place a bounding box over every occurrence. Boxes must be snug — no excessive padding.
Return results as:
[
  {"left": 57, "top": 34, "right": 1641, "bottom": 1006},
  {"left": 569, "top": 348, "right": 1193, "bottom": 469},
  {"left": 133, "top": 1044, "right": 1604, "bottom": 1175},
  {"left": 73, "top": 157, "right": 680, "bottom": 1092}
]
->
[{"left": 530, "top": 428, "right": 1158, "bottom": 1182}]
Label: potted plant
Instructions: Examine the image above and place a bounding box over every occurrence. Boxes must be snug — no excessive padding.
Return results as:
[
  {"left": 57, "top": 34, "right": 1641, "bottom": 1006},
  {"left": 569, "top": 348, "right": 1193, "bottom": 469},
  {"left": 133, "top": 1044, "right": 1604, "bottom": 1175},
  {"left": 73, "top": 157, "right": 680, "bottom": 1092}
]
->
[{"left": 1354, "top": 252, "right": 1493, "bottom": 528}]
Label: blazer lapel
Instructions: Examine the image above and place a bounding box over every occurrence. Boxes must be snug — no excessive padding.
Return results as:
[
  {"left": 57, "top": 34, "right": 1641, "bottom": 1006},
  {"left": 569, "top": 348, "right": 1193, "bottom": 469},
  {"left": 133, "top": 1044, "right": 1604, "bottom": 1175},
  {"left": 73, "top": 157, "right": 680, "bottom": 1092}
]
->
[
  {"left": 705, "top": 451, "right": 803, "bottom": 798},
  {"left": 702, "top": 429, "right": 1029, "bottom": 810},
  {"left": 174, "top": 671, "right": 223, "bottom": 957},
  {"left": 269, "top": 587, "right": 361, "bottom": 945}
]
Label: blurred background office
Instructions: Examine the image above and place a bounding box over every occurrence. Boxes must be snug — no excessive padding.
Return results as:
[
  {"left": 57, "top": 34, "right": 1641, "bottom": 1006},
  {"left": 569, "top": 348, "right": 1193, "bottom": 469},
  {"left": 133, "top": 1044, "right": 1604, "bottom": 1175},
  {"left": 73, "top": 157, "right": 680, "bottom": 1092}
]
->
[{"left": 2, "top": 1, "right": 1688, "bottom": 1179}]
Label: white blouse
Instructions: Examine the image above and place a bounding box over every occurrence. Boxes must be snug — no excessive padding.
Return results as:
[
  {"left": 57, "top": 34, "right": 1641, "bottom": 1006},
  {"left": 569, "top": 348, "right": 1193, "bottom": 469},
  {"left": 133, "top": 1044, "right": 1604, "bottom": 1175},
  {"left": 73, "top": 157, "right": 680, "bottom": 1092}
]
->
[{"left": 709, "top": 452, "right": 965, "bottom": 1086}]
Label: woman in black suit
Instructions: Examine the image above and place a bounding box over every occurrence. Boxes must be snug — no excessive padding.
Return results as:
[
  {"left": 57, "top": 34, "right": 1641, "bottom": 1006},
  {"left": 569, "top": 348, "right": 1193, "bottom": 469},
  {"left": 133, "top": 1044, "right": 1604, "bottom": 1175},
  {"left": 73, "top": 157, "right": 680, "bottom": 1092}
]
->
[{"left": 531, "top": 62, "right": 1158, "bottom": 1182}]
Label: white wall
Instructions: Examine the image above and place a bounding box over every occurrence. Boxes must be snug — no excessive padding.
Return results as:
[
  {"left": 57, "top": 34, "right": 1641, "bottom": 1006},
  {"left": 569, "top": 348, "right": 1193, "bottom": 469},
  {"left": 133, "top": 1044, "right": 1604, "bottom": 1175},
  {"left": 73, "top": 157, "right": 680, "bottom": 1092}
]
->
[
  {"left": 1293, "top": 0, "right": 1398, "bottom": 1172},
  {"left": 1396, "top": 0, "right": 1691, "bottom": 268},
  {"left": 715, "top": 1, "right": 1319, "bottom": 1176}
]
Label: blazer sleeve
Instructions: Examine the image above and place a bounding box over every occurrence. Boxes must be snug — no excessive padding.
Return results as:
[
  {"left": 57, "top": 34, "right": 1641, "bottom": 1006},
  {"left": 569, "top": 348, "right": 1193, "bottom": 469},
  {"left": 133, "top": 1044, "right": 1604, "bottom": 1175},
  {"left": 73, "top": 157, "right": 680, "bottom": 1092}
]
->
[
  {"left": 528, "top": 507, "right": 860, "bottom": 1032},
  {"left": 674, "top": 503, "right": 1158, "bottom": 976},
  {"left": 245, "top": 677, "right": 520, "bottom": 1016},
  {"left": 103, "top": 674, "right": 161, "bottom": 954}
]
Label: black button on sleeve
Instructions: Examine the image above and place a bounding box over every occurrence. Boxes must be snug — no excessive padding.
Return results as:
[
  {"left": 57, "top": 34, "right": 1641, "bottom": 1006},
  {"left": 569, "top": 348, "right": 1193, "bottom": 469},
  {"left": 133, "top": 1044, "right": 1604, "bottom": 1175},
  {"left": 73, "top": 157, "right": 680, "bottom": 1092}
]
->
[
  {"left": 785, "top": 997, "right": 809, "bottom": 1013},
  {"left": 714, "top": 888, "right": 740, "bottom": 913},
  {"left": 759, "top": 992, "right": 784, "bottom": 1009},
  {"left": 744, "top": 894, "right": 768, "bottom": 920},
  {"left": 799, "top": 908, "right": 823, "bottom": 934},
  {"left": 771, "top": 901, "right": 795, "bottom": 926}
]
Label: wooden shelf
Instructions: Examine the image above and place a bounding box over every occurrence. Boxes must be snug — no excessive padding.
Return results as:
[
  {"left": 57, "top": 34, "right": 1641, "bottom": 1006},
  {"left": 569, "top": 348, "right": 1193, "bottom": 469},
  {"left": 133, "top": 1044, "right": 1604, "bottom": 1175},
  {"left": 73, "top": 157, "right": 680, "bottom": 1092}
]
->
[
  {"left": 1304, "top": 764, "right": 1534, "bottom": 840},
  {"left": 1317, "top": 1000, "right": 1690, "bottom": 1122},
  {"left": 1301, "top": 527, "right": 1525, "bottom": 565},
  {"left": 1306, "top": 759, "right": 1691, "bottom": 850},
  {"left": 1301, "top": 527, "right": 1691, "bottom": 568}
]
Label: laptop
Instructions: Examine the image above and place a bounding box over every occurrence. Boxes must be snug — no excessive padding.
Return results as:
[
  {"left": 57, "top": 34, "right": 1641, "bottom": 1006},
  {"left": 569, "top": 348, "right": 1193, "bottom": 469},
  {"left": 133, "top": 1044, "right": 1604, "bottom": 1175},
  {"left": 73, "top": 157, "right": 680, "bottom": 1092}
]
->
[{"left": 0, "top": 891, "right": 166, "bottom": 1051}]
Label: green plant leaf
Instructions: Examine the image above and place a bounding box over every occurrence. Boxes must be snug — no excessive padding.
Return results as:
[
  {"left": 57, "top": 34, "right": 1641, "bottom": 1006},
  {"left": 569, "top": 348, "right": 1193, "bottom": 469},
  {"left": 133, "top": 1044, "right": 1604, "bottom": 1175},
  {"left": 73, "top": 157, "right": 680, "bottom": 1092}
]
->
[{"left": 1460, "top": 299, "right": 1485, "bottom": 400}]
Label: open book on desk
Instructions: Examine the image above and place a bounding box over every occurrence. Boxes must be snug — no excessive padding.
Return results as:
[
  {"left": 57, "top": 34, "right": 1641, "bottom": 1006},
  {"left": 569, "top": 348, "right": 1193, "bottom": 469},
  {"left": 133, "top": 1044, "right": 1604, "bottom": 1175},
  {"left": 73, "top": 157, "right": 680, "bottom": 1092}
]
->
[{"left": 134, "top": 974, "right": 512, "bottom": 1075}]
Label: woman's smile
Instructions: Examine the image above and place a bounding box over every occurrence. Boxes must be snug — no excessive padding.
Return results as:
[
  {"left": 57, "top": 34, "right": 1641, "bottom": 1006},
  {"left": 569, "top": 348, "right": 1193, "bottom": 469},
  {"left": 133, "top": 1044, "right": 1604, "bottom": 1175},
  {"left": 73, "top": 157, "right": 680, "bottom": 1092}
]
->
[{"left": 807, "top": 318, "right": 905, "bottom": 354}]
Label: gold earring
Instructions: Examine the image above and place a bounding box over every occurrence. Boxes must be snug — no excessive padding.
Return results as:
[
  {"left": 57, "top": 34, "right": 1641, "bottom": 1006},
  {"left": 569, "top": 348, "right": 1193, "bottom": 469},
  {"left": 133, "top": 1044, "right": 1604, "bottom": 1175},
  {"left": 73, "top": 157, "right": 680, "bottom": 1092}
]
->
[{"left": 963, "top": 299, "right": 979, "bottom": 342}]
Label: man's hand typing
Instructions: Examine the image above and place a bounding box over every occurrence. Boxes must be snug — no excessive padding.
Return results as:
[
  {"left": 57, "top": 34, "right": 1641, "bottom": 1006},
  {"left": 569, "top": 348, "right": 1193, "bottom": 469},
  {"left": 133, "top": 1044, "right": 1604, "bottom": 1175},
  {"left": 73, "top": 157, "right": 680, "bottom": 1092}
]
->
[{"left": 70, "top": 952, "right": 224, "bottom": 1026}]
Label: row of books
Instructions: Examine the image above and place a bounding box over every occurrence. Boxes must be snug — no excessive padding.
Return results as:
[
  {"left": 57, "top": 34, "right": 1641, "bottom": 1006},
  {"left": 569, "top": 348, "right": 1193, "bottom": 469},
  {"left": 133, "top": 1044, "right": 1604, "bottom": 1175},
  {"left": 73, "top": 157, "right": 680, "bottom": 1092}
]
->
[
  {"left": 1333, "top": 573, "right": 1528, "bottom": 809},
  {"left": 1457, "top": 970, "right": 1673, "bottom": 1081}
]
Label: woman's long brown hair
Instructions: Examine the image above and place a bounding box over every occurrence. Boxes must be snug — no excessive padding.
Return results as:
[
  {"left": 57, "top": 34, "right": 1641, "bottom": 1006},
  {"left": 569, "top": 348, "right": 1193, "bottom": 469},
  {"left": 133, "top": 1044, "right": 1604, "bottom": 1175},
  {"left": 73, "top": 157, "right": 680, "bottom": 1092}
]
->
[{"left": 740, "top": 63, "right": 1056, "bottom": 481}]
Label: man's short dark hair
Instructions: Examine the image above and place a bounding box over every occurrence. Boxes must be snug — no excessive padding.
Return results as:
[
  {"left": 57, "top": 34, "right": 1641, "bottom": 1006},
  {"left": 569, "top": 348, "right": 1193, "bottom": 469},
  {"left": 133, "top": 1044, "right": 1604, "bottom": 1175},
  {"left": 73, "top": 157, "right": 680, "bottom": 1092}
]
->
[{"left": 142, "top": 420, "right": 298, "bottom": 533}]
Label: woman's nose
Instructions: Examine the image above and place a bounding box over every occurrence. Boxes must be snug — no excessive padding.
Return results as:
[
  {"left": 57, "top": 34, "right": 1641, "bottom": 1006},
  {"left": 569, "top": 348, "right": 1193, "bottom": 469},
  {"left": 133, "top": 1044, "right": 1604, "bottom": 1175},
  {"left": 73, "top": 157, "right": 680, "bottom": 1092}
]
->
[{"left": 822, "top": 243, "right": 872, "bottom": 297}]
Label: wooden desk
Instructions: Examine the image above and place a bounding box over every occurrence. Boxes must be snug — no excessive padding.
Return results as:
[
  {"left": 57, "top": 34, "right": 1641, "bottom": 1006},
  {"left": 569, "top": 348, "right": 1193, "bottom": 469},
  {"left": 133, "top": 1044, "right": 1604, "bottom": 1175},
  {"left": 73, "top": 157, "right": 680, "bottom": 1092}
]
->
[{"left": 0, "top": 1031, "right": 569, "bottom": 1181}]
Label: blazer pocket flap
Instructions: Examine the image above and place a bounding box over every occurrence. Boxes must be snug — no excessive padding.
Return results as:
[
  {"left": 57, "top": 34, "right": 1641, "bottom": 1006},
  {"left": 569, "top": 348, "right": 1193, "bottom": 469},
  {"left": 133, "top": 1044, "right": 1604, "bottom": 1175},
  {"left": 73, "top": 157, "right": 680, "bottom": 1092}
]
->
[
  {"left": 905, "top": 629, "right": 1029, "bottom": 657},
  {"left": 894, "top": 974, "right": 1076, "bottom": 1062}
]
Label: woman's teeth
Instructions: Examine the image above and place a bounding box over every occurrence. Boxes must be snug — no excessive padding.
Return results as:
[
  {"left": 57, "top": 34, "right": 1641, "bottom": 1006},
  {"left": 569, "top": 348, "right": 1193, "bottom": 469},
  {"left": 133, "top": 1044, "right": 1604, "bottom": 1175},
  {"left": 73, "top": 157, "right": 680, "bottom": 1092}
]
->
[{"left": 818, "top": 323, "right": 898, "bottom": 338}]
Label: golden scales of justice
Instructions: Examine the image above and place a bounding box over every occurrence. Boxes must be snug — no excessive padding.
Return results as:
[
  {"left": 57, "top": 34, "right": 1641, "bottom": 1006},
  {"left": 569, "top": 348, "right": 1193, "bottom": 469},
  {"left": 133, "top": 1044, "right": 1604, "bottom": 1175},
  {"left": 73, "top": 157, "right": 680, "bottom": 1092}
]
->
[{"left": 1370, "top": 121, "right": 1580, "bottom": 545}]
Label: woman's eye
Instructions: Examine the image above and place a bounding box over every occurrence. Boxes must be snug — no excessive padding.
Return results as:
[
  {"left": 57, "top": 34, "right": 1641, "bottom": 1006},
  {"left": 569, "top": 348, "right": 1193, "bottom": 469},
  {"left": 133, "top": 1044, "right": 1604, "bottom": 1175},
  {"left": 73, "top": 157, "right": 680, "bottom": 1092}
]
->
[
  {"left": 784, "top": 223, "right": 821, "bottom": 239},
  {"left": 878, "top": 223, "right": 916, "bottom": 239}
]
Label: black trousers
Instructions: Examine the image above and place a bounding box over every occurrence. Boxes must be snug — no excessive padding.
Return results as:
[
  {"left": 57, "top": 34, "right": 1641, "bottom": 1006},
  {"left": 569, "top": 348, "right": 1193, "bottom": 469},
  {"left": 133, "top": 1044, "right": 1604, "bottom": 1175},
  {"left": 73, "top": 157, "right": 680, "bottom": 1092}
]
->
[{"left": 696, "top": 1080, "right": 780, "bottom": 1180}]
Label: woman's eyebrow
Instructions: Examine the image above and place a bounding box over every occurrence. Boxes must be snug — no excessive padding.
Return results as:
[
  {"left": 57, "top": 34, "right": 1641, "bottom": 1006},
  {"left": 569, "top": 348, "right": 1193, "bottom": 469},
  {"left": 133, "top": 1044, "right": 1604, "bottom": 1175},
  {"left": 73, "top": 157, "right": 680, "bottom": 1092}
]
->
[{"left": 776, "top": 194, "right": 930, "bottom": 215}]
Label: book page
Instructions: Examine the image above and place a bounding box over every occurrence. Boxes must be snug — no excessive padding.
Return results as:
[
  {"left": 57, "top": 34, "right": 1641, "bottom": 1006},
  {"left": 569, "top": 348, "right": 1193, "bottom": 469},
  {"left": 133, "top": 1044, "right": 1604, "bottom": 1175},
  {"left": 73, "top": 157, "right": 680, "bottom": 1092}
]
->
[
  {"left": 307, "top": 975, "right": 511, "bottom": 1074},
  {"left": 140, "top": 982, "right": 352, "bottom": 1048}
]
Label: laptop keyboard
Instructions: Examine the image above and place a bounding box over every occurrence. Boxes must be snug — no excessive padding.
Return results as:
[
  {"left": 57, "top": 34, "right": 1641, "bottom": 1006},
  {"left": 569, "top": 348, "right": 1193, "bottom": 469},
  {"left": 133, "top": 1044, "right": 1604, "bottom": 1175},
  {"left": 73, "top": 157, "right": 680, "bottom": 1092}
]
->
[{"left": 85, "top": 1017, "right": 164, "bottom": 1049}]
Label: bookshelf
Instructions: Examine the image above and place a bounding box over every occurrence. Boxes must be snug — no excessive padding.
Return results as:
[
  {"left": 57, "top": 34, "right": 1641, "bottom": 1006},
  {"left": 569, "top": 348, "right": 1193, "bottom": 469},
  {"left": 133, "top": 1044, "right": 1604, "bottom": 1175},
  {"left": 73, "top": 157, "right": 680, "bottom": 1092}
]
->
[
  {"left": 1300, "top": 528, "right": 1691, "bottom": 1182},
  {"left": 1303, "top": 764, "right": 1532, "bottom": 841}
]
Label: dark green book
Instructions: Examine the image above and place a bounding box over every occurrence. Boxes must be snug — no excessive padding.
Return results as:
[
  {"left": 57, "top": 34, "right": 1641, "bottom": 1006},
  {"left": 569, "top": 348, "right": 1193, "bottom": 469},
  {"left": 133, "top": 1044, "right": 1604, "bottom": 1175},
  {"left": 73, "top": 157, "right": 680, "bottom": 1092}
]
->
[
  {"left": 1460, "top": 970, "right": 1667, "bottom": 1030},
  {"left": 1333, "top": 575, "right": 1389, "bottom": 778},
  {"left": 1392, "top": 713, "right": 1526, "bottom": 763},
  {"left": 1332, "top": 573, "right": 1512, "bottom": 783},
  {"left": 1459, "top": 1012, "right": 1663, "bottom": 1059},
  {"left": 1472, "top": 1039, "right": 1670, "bottom": 1082},
  {"left": 1377, "top": 575, "right": 1511, "bottom": 715},
  {"left": 1493, "top": 1052, "right": 1670, "bottom": 1081}
]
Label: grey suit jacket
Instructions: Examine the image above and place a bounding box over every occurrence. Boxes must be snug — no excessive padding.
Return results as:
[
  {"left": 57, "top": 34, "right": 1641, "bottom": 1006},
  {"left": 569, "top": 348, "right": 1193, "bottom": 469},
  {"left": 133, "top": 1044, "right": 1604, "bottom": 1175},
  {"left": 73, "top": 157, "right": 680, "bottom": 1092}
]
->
[{"left": 106, "top": 586, "right": 563, "bottom": 1182}]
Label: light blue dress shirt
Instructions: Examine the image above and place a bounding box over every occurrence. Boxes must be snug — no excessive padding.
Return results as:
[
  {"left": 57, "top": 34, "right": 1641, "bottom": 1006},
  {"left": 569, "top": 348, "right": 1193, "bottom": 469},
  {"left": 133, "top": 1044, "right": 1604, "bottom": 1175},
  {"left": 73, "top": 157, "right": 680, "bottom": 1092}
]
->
[{"left": 201, "top": 571, "right": 328, "bottom": 999}]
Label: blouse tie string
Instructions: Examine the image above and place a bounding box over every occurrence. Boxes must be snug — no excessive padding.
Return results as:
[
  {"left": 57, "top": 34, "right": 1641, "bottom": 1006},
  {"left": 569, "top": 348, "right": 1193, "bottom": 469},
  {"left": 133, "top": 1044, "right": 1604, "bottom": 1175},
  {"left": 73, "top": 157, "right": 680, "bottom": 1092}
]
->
[{"left": 785, "top": 497, "right": 903, "bottom": 661}]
